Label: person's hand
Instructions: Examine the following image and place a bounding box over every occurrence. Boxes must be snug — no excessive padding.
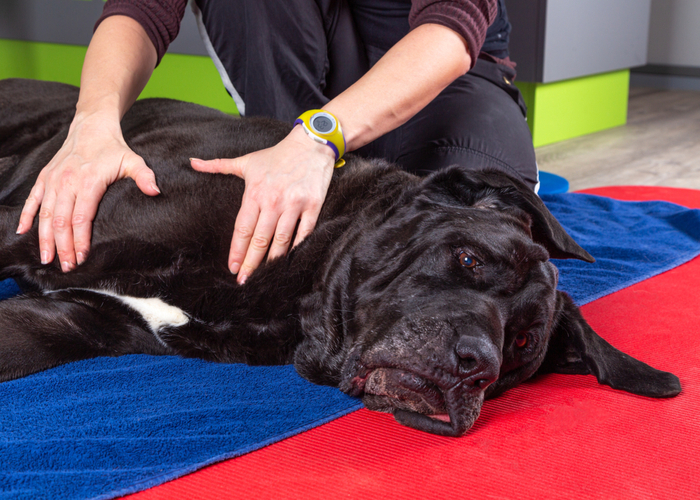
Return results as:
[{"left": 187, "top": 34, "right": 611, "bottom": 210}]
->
[
  {"left": 16, "top": 110, "right": 160, "bottom": 272},
  {"left": 191, "top": 124, "right": 335, "bottom": 284}
]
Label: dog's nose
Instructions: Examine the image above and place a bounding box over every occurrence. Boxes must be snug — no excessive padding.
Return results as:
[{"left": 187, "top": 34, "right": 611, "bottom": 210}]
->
[{"left": 454, "top": 335, "right": 500, "bottom": 389}]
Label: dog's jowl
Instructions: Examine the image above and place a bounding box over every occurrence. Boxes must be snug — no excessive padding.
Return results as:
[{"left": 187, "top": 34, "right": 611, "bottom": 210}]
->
[{"left": 0, "top": 79, "right": 681, "bottom": 437}]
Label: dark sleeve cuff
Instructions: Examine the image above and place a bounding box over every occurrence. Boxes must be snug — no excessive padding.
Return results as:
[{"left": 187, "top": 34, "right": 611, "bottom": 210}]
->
[
  {"left": 94, "top": 0, "right": 188, "bottom": 65},
  {"left": 409, "top": 0, "right": 498, "bottom": 69}
]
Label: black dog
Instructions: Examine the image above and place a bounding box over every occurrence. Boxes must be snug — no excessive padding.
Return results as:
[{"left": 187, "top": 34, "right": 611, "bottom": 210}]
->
[{"left": 0, "top": 79, "right": 681, "bottom": 437}]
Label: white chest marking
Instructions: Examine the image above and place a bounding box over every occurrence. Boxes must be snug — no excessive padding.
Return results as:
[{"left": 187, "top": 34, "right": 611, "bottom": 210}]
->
[
  {"left": 108, "top": 293, "right": 188, "bottom": 330},
  {"left": 46, "top": 289, "right": 190, "bottom": 348},
  {"left": 97, "top": 291, "right": 188, "bottom": 348}
]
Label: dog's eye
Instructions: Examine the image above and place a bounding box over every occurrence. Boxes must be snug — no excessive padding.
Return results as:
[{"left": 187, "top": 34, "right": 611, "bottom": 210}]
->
[
  {"left": 515, "top": 332, "right": 529, "bottom": 348},
  {"left": 458, "top": 251, "right": 479, "bottom": 269}
]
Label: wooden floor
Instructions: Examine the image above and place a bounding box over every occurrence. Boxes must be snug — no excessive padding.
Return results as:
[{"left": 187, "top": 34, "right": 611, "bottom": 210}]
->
[{"left": 536, "top": 87, "right": 700, "bottom": 191}]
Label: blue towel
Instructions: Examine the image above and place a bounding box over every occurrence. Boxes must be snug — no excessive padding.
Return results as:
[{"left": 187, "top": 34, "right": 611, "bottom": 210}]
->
[
  {"left": 542, "top": 194, "right": 700, "bottom": 305},
  {"left": 1, "top": 193, "right": 700, "bottom": 500},
  {"left": 0, "top": 279, "right": 20, "bottom": 301}
]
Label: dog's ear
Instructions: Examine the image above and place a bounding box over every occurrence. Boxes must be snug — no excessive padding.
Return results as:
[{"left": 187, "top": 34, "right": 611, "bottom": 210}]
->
[
  {"left": 537, "top": 291, "right": 681, "bottom": 397},
  {"left": 420, "top": 167, "right": 594, "bottom": 262}
]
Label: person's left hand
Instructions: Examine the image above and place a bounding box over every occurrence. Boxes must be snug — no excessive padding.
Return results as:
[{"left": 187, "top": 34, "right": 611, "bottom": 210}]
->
[{"left": 191, "top": 125, "right": 336, "bottom": 284}]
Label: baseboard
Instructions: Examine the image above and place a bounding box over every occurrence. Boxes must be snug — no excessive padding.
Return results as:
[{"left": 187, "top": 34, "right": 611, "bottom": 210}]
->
[{"left": 630, "top": 65, "right": 700, "bottom": 91}]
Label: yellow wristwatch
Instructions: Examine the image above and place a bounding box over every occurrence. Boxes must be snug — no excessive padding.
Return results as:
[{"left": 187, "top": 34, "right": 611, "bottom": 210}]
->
[{"left": 294, "top": 110, "right": 346, "bottom": 168}]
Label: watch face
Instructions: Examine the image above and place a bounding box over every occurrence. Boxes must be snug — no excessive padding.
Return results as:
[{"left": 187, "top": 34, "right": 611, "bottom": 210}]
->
[{"left": 310, "top": 112, "right": 335, "bottom": 134}]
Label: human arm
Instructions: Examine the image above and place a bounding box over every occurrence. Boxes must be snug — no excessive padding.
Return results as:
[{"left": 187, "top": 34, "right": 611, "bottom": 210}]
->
[
  {"left": 16, "top": 15, "right": 160, "bottom": 271},
  {"left": 191, "top": 22, "right": 472, "bottom": 284},
  {"left": 325, "top": 23, "right": 471, "bottom": 149}
]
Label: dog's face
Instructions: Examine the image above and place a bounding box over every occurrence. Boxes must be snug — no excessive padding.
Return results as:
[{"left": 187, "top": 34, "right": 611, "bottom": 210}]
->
[
  {"left": 294, "top": 167, "right": 680, "bottom": 436},
  {"left": 341, "top": 198, "right": 562, "bottom": 435}
]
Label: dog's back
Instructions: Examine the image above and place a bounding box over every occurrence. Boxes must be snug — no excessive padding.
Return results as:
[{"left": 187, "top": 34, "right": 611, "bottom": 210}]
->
[
  {"left": 0, "top": 80, "right": 290, "bottom": 285},
  {"left": 0, "top": 79, "right": 399, "bottom": 380}
]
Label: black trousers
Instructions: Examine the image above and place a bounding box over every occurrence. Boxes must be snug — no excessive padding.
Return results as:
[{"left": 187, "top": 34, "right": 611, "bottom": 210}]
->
[{"left": 195, "top": 0, "right": 539, "bottom": 190}]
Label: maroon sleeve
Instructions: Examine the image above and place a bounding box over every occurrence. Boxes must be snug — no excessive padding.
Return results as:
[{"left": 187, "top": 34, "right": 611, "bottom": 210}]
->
[
  {"left": 409, "top": 0, "right": 498, "bottom": 69},
  {"left": 94, "top": 0, "right": 188, "bottom": 65}
]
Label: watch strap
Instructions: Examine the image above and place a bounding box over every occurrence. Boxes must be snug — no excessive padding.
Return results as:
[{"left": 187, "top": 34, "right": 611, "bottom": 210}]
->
[{"left": 294, "top": 110, "right": 346, "bottom": 168}]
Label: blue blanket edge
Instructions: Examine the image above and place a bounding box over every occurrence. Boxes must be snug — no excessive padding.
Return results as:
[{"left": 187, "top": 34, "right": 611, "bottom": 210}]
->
[
  {"left": 572, "top": 247, "right": 700, "bottom": 307},
  {"left": 95, "top": 403, "right": 363, "bottom": 500}
]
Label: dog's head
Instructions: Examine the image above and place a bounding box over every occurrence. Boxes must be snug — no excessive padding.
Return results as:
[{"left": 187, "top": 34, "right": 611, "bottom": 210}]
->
[{"left": 294, "top": 167, "right": 681, "bottom": 436}]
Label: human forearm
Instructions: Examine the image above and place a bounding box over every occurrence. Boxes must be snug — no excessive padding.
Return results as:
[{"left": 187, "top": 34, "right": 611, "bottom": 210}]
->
[
  {"left": 18, "top": 14, "right": 160, "bottom": 271},
  {"left": 323, "top": 23, "right": 471, "bottom": 152},
  {"left": 76, "top": 15, "right": 157, "bottom": 121}
]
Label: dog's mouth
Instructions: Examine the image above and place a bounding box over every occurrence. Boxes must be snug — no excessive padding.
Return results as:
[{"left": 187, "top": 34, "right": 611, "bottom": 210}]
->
[{"left": 358, "top": 367, "right": 484, "bottom": 437}]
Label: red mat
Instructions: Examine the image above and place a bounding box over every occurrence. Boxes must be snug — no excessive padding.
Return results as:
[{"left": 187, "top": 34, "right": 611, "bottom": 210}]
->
[{"left": 128, "top": 187, "right": 700, "bottom": 500}]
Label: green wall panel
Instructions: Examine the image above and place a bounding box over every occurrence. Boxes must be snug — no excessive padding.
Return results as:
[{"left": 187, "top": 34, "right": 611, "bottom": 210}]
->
[
  {"left": 139, "top": 52, "right": 238, "bottom": 114},
  {"left": 0, "top": 38, "right": 85, "bottom": 84},
  {"left": 0, "top": 38, "right": 238, "bottom": 114},
  {"left": 516, "top": 70, "right": 629, "bottom": 148}
]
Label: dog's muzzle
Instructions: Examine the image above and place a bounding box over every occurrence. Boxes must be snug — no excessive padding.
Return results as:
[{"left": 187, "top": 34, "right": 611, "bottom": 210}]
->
[
  {"left": 361, "top": 367, "right": 486, "bottom": 437},
  {"left": 358, "top": 335, "right": 500, "bottom": 437}
]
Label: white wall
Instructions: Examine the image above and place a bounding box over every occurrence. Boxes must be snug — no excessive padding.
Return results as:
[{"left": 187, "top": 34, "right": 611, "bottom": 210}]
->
[{"left": 647, "top": 0, "right": 700, "bottom": 67}]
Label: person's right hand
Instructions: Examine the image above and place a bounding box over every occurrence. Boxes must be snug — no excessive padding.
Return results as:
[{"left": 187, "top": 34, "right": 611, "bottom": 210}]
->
[{"left": 16, "top": 110, "right": 160, "bottom": 272}]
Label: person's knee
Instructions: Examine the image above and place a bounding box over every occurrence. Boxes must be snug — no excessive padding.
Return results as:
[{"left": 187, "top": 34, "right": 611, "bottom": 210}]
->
[
  {"left": 395, "top": 142, "right": 538, "bottom": 191},
  {"left": 390, "top": 69, "right": 538, "bottom": 189}
]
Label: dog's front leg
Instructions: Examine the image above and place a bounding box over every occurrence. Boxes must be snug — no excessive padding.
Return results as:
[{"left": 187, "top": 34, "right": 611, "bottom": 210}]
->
[
  {"left": 158, "top": 314, "right": 301, "bottom": 367},
  {"left": 0, "top": 289, "right": 172, "bottom": 382}
]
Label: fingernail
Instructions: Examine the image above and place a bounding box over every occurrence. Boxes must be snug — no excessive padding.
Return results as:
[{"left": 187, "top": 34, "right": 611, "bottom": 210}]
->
[
  {"left": 237, "top": 274, "right": 248, "bottom": 285},
  {"left": 230, "top": 262, "right": 240, "bottom": 275},
  {"left": 41, "top": 251, "right": 49, "bottom": 265},
  {"left": 16, "top": 223, "right": 22, "bottom": 234},
  {"left": 76, "top": 252, "right": 85, "bottom": 265},
  {"left": 151, "top": 183, "right": 161, "bottom": 194},
  {"left": 61, "top": 261, "right": 74, "bottom": 272}
]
